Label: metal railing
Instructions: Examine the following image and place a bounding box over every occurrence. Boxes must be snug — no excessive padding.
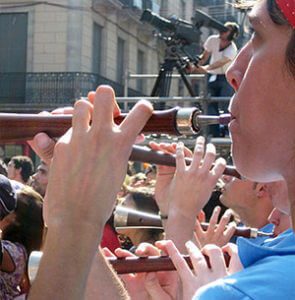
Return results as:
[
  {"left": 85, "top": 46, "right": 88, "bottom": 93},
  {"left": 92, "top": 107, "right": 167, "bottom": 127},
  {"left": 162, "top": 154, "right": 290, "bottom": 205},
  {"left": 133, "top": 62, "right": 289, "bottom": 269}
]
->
[
  {"left": 0, "top": 72, "right": 231, "bottom": 116},
  {"left": 0, "top": 72, "right": 143, "bottom": 106},
  {"left": 123, "top": 72, "right": 208, "bottom": 97}
]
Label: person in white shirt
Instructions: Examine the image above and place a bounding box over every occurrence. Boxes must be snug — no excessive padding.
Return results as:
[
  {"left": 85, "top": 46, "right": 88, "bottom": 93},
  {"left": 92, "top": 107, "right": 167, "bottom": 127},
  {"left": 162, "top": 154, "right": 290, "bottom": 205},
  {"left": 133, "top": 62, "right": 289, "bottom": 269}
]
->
[{"left": 188, "top": 22, "right": 239, "bottom": 137}]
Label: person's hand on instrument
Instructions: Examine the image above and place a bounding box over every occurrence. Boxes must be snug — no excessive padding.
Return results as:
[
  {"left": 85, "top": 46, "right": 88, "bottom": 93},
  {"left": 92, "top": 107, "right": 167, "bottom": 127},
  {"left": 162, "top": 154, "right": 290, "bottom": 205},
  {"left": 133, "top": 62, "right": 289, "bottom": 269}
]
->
[
  {"left": 149, "top": 141, "right": 192, "bottom": 219},
  {"left": 102, "top": 242, "right": 178, "bottom": 300},
  {"left": 27, "top": 102, "right": 146, "bottom": 167},
  {"left": 155, "top": 239, "right": 243, "bottom": 300},
  {"left": 194, "top": 206, "right": 236, "bottom": 248},
  {"left": 150, "top": 137, "right": 226, "bottom": 253},
  {"left": 169, "top": 137, "right": 225, "bottom": 221},
  {"left": 27, "top": 107, "right": 74, "bottom": 166},
  {"left": 43, "top": 85, "right": 153, "bottom": 231},
  {"left": 102, "top": 246, "right": 153, "bottom": 300}
]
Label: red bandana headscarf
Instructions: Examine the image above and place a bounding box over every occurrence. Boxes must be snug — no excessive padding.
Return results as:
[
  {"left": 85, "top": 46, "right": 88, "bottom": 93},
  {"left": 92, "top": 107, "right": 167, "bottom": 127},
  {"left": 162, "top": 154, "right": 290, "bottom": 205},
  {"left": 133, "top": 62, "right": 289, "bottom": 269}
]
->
[{"left": 275, "top": 0, "right": 295, "bottom": 28}]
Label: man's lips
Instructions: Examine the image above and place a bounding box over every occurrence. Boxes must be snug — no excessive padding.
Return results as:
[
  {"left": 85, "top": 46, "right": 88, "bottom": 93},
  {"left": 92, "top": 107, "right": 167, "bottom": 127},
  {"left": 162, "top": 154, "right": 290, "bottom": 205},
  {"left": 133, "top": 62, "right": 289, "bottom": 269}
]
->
[
  {"left": 229, "top": 111, "right": 236, "bottom": 120},
  {"left": 228, "top": 112, "right": 239, "bottom": 133}
]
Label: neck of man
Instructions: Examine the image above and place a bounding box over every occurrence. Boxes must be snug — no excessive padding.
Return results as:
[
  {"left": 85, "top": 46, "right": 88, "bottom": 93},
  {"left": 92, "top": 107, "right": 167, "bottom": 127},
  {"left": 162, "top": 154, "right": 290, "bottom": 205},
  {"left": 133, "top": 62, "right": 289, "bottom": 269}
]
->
[{"left": 234, "top": 202, "right": 273, "bottom": 229}]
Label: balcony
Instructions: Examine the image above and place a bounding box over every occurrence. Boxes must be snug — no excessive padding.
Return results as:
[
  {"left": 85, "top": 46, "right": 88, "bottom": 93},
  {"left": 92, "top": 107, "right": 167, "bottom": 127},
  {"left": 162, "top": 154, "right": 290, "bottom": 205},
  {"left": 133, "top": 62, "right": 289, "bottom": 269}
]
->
[{"left": 0, "top": 72, "right": 142, "bottom": 112}]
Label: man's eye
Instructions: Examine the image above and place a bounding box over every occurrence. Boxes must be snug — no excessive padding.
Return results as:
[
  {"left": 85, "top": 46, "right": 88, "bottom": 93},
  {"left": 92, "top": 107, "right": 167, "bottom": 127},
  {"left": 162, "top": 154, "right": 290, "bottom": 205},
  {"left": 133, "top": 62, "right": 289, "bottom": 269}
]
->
[
  {"left": 249, "top": 26, "right": 254, "bottom": 35},
  {"left": 249, "top": 26, "right": 260, "bottom": 42}
]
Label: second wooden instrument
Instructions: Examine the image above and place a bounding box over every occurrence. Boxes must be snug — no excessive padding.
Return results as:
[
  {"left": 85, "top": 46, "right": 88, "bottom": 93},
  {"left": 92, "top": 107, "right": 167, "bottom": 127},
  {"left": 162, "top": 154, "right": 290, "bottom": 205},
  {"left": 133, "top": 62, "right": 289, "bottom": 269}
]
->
[
  {"left": 28, "top": 250, "right": 231, "bottom": 281},
  {"left": 114, "top": 206, "right": 274, "bottom": 239}
]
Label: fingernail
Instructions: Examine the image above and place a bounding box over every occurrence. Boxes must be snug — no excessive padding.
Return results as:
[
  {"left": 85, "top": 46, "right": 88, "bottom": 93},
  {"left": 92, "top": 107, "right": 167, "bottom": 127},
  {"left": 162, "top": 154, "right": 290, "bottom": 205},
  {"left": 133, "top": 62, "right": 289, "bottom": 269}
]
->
[
  {"left": 216, "top": 157, "right": 226, "bottom": 165},
  {"left": 185, "top": 240, "right": 195, "bottom": 251},
  {"left": 224, "top": 209, "right": 232, "bottom": 218},
  {"left": 214, "top": 206, "right": 221, "bottom": 212},
  {"left": 206, "top": 143, "right": 215, "bottom": 151},
  {"left": 197, "top": 136, "right": 205, "bottom": 142},
  {"left": 36, "top": 134, "right": 52, "bottom": 149}
]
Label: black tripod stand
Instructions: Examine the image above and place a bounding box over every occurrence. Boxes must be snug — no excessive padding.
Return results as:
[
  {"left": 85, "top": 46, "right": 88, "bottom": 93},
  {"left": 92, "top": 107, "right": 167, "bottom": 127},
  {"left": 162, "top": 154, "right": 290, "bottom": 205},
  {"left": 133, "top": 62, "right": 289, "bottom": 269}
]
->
[
  {"left": 151, "top": 45, "right": 197, "bottom": 109},
  {"left": 151, "top": 58, "right": 196, "bottom": 97}
]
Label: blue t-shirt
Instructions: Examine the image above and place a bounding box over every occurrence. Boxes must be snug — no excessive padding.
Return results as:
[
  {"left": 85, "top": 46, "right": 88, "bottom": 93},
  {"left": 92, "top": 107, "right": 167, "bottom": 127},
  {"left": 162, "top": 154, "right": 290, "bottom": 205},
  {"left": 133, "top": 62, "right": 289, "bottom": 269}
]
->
[{"left": 194, "top": 229, "right": 295, "bottom": 300}]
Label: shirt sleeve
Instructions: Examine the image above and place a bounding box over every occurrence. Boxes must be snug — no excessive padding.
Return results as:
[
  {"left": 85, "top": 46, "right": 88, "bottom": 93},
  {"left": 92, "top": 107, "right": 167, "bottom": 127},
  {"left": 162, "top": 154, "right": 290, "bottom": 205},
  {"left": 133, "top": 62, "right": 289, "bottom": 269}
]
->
[
  {"left": 193, "top": 280, "right": 253, "bottom": 300},
  {"left": 203, "top": 36, "right": 215, "bottom": 52},
  {"left": 0, "top": 241, "right": 27, "bottom": 299}
]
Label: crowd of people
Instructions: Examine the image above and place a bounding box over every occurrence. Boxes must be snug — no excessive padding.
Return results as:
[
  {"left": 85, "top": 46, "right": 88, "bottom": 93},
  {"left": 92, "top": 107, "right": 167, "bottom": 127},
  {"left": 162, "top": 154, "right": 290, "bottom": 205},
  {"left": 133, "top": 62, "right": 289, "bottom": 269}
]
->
[{"left": 0, "top": 0, "right": 294, "bottom": 298}]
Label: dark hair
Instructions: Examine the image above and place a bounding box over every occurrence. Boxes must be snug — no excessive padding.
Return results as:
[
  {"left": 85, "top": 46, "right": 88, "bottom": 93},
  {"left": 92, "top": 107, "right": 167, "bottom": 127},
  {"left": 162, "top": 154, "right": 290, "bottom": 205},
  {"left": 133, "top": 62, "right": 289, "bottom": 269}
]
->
[
  {"left": 11, "top": 156, "right": 34, "bottom": 183},
  {"left": 267, "top": 0, "right": 295, "bottom": 77},
  {"left": 224, "top": 22, "right": 240, "bottom": 41},
  {"left": 1, "top": 186, "right": 44, "bottom": 255},
  {"left": 0, "top": 160, "right": 8, "bottom": 177}
]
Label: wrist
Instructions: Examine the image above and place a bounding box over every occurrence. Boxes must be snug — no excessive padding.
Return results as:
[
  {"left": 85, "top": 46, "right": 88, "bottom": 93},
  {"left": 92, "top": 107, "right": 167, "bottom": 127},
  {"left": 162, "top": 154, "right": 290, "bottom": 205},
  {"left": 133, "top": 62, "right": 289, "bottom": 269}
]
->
[
  {"left": 168, "top": 205, "right": 196, "bottom": 224},
  {"left": 165, "top": 210, "right": 196, "bottom": 251},
  {"left": 47, "top": 219, "right": 104, "bottom": 246},
  {"left": 44, "top": 224, "right": 103, "bottom": 269}
]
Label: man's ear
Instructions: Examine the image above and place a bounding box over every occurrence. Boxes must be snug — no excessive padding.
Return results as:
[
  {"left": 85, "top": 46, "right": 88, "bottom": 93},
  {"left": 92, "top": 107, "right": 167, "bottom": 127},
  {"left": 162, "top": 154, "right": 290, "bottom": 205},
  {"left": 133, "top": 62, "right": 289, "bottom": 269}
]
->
[{"left": 256, "top": 183, "right": 268, "bottom": 198}]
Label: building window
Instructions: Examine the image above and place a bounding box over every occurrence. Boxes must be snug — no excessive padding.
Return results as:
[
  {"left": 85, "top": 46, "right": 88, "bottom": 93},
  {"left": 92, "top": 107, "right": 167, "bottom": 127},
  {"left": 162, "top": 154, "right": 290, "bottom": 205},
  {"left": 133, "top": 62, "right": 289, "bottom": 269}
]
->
[
  {"left": 92, "top": 23, "right": 103, "bottom": 74},
  {"left": 160, "top": 0, "right": 168, "bottom": 16},
  {"left": 117, "top": 38, "right": 125, "bottom": 84},
  {"left": 180, "top": 0, "right": 186, "bottom": 19},
  {"left": 0, "top": 13, "right": 28, "bottom": 103},
  {"left": 137, "top": 50, "right": 145, "bottom": 92}
]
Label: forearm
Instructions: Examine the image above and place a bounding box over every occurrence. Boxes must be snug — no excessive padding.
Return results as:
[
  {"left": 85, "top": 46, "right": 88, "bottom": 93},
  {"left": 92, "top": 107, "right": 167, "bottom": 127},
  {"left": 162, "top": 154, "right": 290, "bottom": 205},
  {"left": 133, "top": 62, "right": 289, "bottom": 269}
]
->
[
  {"left": 85, "top": 248, "right": 130, "bottom": 300},
  {"left": 29, "top": 225, "right": 102, "bottom": 300},
  {"left": 206, "top": 58, "right": 231, "bottom": 71},
  {"left": 198, "top": 50, "right": 210, "bottom": 66}
]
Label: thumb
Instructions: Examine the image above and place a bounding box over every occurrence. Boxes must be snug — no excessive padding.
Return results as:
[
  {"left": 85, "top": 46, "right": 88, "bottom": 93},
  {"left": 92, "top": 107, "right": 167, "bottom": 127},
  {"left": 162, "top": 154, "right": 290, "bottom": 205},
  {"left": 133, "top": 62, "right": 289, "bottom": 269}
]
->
[{"left": 28, "top": 132, "right": 56, "bottom": 165}]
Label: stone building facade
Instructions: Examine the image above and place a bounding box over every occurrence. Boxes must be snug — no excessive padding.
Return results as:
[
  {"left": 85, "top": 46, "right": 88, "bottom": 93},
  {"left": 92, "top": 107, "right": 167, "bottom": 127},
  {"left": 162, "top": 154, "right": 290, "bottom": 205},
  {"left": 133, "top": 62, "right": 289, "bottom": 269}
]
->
[{"left": 0, "top": 0, "right": 205, "bottom": 108}]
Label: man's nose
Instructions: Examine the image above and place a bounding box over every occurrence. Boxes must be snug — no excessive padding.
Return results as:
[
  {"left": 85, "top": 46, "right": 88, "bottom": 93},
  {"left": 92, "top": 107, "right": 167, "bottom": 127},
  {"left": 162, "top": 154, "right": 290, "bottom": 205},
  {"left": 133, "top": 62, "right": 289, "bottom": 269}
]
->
[{"left": 226, "top": 42, "right": 252, "bottom": 92}]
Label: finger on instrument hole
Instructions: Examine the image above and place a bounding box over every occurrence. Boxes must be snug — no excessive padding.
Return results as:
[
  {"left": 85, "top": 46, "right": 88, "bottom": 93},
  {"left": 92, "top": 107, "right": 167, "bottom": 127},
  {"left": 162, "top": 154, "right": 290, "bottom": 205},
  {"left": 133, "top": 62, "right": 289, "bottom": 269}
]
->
[
  {"left": 118, "top": 100, "right": 153, "bottom": 146},
  {"left": 207, "top": 206, "right": 221, "bottom": 233},
  {"left": 91, "top": 85, "right": 118, "bottom": 131},
  {"left": 190, "top": 136, "right": 205, "bottom": 171},
  {"left": 186, "top": 240, "right": 208, "bottom": 275},
  {"left": 72, "top": 100, "right": 92, "bottom": 138},
  {"left": 214, "top": 209, "right": 233, "bottom": 236},
  {"left": 201, "top": 143, "right": 216, "bottom": 172},
  {"left": 175, "top": 142, "right": 186, "bottom": 171},
  {"left": 201, "top": 244, "right": 226, "bottom": 273}
]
